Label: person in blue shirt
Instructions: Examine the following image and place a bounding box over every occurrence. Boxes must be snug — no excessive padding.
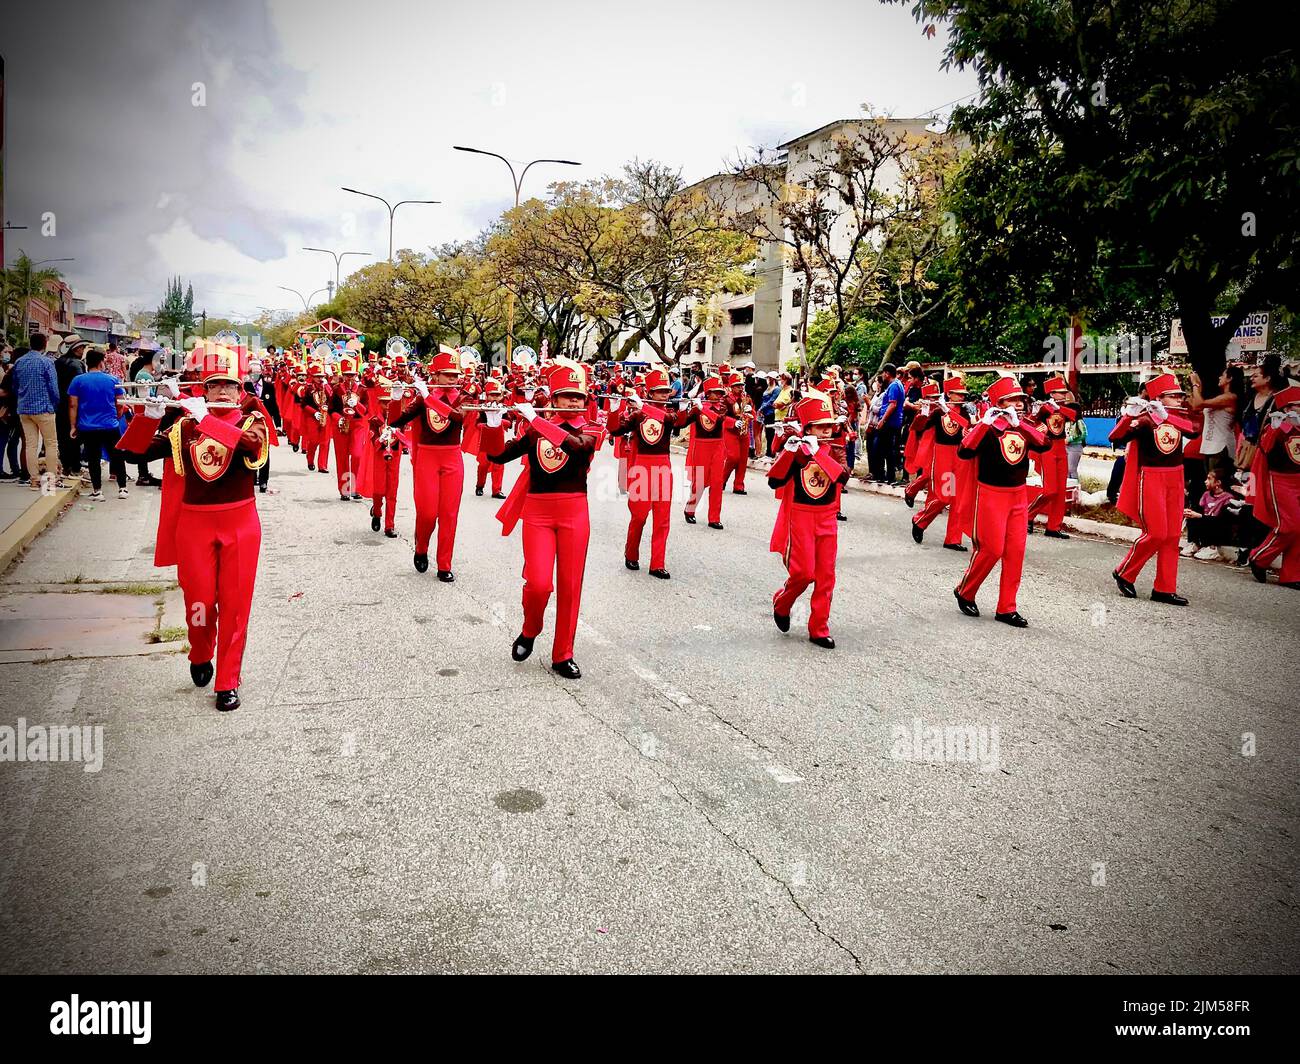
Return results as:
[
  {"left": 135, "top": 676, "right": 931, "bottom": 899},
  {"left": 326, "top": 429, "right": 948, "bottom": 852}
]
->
[
  {"left": 13, "top": 332, "right": 63, "bottom": 488},
  {"left": 67, "top": 348, "right": 128, "bottom": 499},
  {"left": 869, "top": 363, "right": 906, "bottom": 483}
]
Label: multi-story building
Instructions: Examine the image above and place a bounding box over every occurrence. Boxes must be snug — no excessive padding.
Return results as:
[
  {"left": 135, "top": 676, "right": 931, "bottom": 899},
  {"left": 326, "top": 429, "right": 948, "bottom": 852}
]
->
[{"left": 24, "top": 278, "right": 74, "bottom": 337}]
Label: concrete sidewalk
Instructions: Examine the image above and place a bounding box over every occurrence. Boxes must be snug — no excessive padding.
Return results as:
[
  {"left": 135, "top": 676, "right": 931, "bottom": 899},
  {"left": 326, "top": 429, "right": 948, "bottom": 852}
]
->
[{"left": 0, "top": 480, "right": 79, "bottom": 575}]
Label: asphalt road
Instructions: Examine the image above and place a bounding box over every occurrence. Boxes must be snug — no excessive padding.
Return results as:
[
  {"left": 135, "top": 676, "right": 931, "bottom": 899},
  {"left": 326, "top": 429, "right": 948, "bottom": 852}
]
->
[{"left": 0, "top": 440, "right": 1296, "bottom": 974}]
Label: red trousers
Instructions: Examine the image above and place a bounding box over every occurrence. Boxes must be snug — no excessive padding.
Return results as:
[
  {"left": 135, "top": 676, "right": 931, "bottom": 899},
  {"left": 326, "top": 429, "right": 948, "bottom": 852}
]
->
[
  {"left": 723, "top": 432, "right": 748, "bottom": 492},
  {"left": 905, "top": 472, "right": 930, "bottom": 501},
  {"left": 956, "top": 482, "right": 1027, "bottom": 614},
  {"left": 1027, "top": 438, "right": 1068, "bottom": 531},
  {"left": 1250, "top": 470, "right": 1300, "bottom": 583},
  {"left": 521, "top": 493, "right": 590, "bottom": 663},
  {"left": 1116, "top": 466, "right": 1183, "bottom": 594},
  {"left": 626, "top": 455, "right": 673, "bottom": 570},
  {"left": 412, "top": 444, "right": 464, "bottom": 569},
  {"left": 686, "top": 438, "right": 725, "bottom": 523},
  {"left": 914, "top": 446, "right": 963, "bottom": 545},
  {"left": 370, "top": 446, "right": 402, "bottom": 531},
  {"left": 476, "top": 451, "right": 504, "bottom": 494},
  {"left": 285, "top": 407, "right": 299, "bottom": 448},
  {"left": 774, "top": 504, "right": 839, "bottom": 638},
  {"left": 301, "top": 414, "right": 327, "bottom": 469},
  {"left": 175, "top": 499, "right": 261, "bottom": 691},
  {"left": 332, "top": 426, "right": 366, "bottom": 495}
]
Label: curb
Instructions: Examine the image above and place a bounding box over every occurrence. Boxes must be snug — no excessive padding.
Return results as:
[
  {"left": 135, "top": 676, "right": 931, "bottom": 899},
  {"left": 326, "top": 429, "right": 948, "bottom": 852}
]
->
[{"left": 0, "top": 487, "right": 78, "bottom": 575}]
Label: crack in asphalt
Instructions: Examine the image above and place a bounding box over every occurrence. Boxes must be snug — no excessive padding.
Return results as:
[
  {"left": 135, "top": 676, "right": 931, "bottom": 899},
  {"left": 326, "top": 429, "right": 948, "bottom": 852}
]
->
[{"left": 552, "top": 679, "right": 865, "bottom": 974}]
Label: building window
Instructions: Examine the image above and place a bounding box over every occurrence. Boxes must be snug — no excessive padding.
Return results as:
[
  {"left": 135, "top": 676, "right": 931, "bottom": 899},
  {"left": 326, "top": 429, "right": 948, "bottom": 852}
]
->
[
  {"left": 694, "top": 338, "right": 706, "bottom": 353},
  {"left": 728, "top": 305, "right": 753, "bottom": 326},
  {"left": 681, "top": 310, "right": 692, "bottom": 328},
  {"left": 731, "top": 336, "right": 753, "bottom": 356},
  {"left": 791, "top": 286, "right": 803, "bottom": 308},
  {"left": 790, "top": 326, "right": 800, "bottom": 344}
]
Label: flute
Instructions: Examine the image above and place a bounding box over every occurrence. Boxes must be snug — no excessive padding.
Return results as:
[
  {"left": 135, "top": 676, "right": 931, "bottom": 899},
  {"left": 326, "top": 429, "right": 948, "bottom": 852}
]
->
[
  {"left": 461, "top": 404, "right": 576, "bottom": 413},
  {"left": 120, "top": 398, "right": 243, "bottom": 410}
]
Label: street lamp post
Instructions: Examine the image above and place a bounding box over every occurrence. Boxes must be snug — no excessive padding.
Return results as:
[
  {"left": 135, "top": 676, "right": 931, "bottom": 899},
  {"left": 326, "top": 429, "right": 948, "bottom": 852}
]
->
[
  {"left": 302, "top": 247, "right": 371, "bottom": 291},
  {"left": 278, "top": 286, "right": 329, "bottom": 313},
  {"left": 340, "top": 188, "right": 439, "bottom": 263},
  {"left": 452, "top": 146, "right": 580, "bottom": 361}
]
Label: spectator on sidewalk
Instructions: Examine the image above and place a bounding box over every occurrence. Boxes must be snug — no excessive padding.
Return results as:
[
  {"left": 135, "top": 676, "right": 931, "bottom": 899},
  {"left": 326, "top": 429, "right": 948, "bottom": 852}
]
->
[
  {"left": 869, "top": 363, "right": 905, "bottom": 484},
  {"left": 1189, "top": 365, "right": 1243, "bottom": 480},
  {"left": 67, "top": 348, "right": 128, "bottom": 500},
  {"left": 0, "top": 345, "right": 25, "bottom": 481},
  {"left": 102, "top": 340, "right": 129, "bottom": 383},
  {"left": 1182, "top": 468, "right": 1239, "bottom": 561},
  {"left": 127, "top": 350, "right": 163, "bottom": 486},
  {"left": 1066, "top": 413, "right": 1087, "bottom": 481},
  {"left": 760, "top": 375, "right": 780, "bottom": 456},
  {"left": 55, "top": 335, "right": 88, "bottom": 481},
  {"left": 14, "top": 333, "right": 63, "bottom": 490}
]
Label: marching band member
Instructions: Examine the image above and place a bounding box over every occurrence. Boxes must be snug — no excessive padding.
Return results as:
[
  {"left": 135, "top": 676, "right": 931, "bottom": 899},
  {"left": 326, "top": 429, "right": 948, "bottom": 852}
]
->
[
  {"left": 1248, "top": 385, "right": 1300, "bottom": 587},
  {"left": 469, "top": 378, "right": 509, "bottom": 499},
  {"left": 327, "top": 357, "right": 368, "bottom": 500},
  {"left": 284, "top": 365, "right": 306, "bottom": 452},
  {"left": 682, "top": 376, "right": 730, "bottom": 529},
  {"left": 1110, "top": 373, "right": 1199, "bottom": 605},
  {"left": 489, "top": 362, "right": 603, "bottom": 680},
  {"left": 360, "top": 373, "right": 408, "bottom": 538},
  {"left": 722, "top": 372, "right": 754, "bottom": 495},
  {"left": 952, "top": 375, "right": 1052, "bottom": 626},
  {"left": 903, "top": 381, "right": 941, "bottom": 507},
  {"left": 1025, "top": 375, "right": 1082, "bottom": 538},
  {"left": 910, "top": 377, "right": 971, "bottom": 550},
  {"left": 391, "top": 351, "right": 465, "bottom": 580},
  {"left": 300, "top": 363, "right": 331, "bottom": 473},
  {"left": 117, "top": 345, "right": 271, "bottom": 712},
  {"left": 609, "top": 370, "right": 684, "bottom": 578},
  {"left": 768, "top": 391, "right": 850, "bottom": 648}
]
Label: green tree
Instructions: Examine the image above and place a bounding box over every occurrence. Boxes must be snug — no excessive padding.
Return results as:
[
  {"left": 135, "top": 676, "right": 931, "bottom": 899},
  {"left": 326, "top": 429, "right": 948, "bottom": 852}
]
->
[
  {"left": 903, "top": 0, "right": 1300, "bottom": 386},
  {"left": 3, "top": 252, "right": 64, "bottom": 341},
  {"left": 154, "top": 276, "right": 196, "bottom": 339}
]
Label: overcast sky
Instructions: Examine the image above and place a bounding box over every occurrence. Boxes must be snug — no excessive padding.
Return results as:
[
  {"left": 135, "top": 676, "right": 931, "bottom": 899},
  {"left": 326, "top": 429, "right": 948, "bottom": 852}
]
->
[{"left": 4, "top": 0, "right": 977, "bottom": 322}]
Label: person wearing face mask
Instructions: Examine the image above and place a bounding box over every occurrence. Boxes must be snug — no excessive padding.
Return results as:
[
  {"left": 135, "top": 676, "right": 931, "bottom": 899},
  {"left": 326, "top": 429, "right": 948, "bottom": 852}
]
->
[
  {"left": 243, "top": 357, "right": 277, "bottom": 493},
  {"left": 952, "top": 375, "right": 1052, "bottom": 626},
  {"left": 767, "top": 391, "right": 851, "bottom": 649},
  {"left": 1110, "top": 373, "right": 1200, "bottom": 605}
]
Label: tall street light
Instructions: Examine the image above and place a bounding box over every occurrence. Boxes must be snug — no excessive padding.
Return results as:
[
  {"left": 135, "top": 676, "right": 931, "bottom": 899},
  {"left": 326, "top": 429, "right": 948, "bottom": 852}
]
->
[
  {"left": 278, "top": 285, "right": 329, "bottom": 313},
  {"left": 453, "top": 146, "right": 580, "bottom": 361},
  {"left": 302, "top": 247, "right": 370, "bottom": 291},
  {"left": 340, "top": 188, "right": 439, "bottom": 263}
]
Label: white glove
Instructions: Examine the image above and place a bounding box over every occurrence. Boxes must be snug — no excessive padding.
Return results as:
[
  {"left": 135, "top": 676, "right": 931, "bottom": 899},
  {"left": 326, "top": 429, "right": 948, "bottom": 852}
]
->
[
  {"left": 143, "top": 399, "right": 167, "bottom": 420},
  {"left": 981, "top": 407, "right": 1001, "bottom": 426},
  {"left": 1148, "top": 400, "right": 1168, "bottom": 425},
  {"left": 627, "top": 394, "right": 643, "bottom": 410},
  {"left": 390, "top": 384, "right": 405, "bottom": 401},
  {"left": 178, "top": 395, "right": 209, "bottom": 421},
  {"left": 523, "top": 387, "right": 535, "bottom": 402},
  {"left": 802, "top": 435, "right": 820, "bottom": 455},
  {"left": 608, "top": 396, "right": 623, "bottom": 413},
  {"left": 691, "top": 397, "right": 703, "bottom": 410},
  {"left": 485, "top": 408, "right": 504, "bottom": 429},
  {"left": 1268, "top": 411, "right": 1286, "bottom": 428},
  {"left": 1288, "top": 410, "right": 1300, "bottom": 426},
  {"left": 783, "top": 434, "right": 803, "bottom": 453},
  {"left": 412, "top": 376, "right": 429, "bottom": 398},
  {"left": 347, "top": 394, "right": 358, "bottom": 408},
  {"left": 158, "top": 377, "right": 181, "bottom": 399},
  {"left": 1122, "top": 398, "right": 1148, "bottom": 419},
  {"left": 936, "top": 397, "right": 950, "bottom": 413},
  {"left": 1040, "top": 399, "right": 1059, "bottom": 414},
  {"left": 919, "top": 401, "right": 932, "bottom": 417},
  {"left": 1004, "top": 407, "right": 1020, "bottom": 427},
  {"left": 515, "top": 402, "right": 538, "bottom": 422}
]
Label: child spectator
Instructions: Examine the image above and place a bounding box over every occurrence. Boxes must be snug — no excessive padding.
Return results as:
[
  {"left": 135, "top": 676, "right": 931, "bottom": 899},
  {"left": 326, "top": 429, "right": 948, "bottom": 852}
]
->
[{"left": 1182, "top": 469, "right": 1239, "bottom": 561}]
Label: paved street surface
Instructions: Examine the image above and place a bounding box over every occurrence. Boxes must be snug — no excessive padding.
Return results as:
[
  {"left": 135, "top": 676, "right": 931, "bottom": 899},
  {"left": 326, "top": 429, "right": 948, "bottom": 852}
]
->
[{"left": 0, "top": 445, "right": 1296, "bottom": 974}]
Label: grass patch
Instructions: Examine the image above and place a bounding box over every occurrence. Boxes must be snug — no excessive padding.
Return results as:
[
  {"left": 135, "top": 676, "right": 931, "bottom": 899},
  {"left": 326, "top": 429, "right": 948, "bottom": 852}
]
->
[
  {"left": 1078, "top": 474, "right": 1107, "bottom": 493},
  {"left": 58, "top": 574, "right": 86, "bottom": 584},
  {"left": 96, "top": 583, "right": 174, "bottom": 596},
  {"left": 1072, "top": 502, "right": 1135, "bottom": 527},
  {"left": 150, "top": 625, "right": 189, "bottom": 644}
]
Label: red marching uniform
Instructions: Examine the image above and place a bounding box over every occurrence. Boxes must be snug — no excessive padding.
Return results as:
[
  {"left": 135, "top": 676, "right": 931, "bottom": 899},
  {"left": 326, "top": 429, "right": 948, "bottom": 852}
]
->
[
  {"left": 1248, "top": 386, "right": 1300, "bottom": 587},
  {"left": 1110, "top": 373, "right": 1199, "bottom": 603},
  {"left": 768, "top": 393, "right": 850, "bottom": 647},
  {"left": 903, "top": 381, "right": 941, "bottom": 502},
  {"left": 327, "top": 358, "right": 369, "bottom": 499},
  {"left": 1025, "top": 375, "right": 1082, "bottom": 535},
  {"left": 357, "top": 375, "right": 409, "bottom": 536},
  {"left": 722, "top": 374, "right": 754, "bottom": 494},
  {"left": 608, "top": 371, "right": 684, "bottom": 577},
  {"left": 911, "top": 377, "right": 971, "bottom": 549},
  {"left": 464, "top": 379, "right": 508, "bottom": 498},
  {"left": 953, "top": 376, "right": 1051, "bottom": 624},
  {"left": 117, "top": 347, "right": 272, "bottom": 710},
  {"left": 391, "top": 352, "right": 466, "bottom": 577},
  {"left": 490, "top": 363, "right": 603, "bottom": 678},
  {"left": 300, "top": 368, "right": 331, "bottom": 472},
  {"left": 682, "top": 377, "right": 730, "bottom": 527}
]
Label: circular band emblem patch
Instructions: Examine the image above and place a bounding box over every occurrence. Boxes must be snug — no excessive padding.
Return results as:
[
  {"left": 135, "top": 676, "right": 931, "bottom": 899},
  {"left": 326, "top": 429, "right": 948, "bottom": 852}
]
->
[
  {"left": 1047, "top": 412, "right": 1066, "bottom": 436},
  {"left": 537, "top": 439, "right": 568, "bottom": 474},
  {"left": 1154, "top": 424, "right": 1181, "bottom": 454},
  {"left": 999, "top": 431, "right": 1027, "bottom": 465}
]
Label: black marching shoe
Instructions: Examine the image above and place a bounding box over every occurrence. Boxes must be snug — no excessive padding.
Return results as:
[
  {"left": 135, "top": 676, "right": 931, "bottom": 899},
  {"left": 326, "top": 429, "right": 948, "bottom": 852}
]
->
[
  {"left": 995, "top": 611, "right": 1029, "bottom": 628},
  {"left": 943, "top": 542, "right": 969, "bottom": 552},
  {"left": 733, "top": 489, "right": 747, "bottom": 495},
  {"left": 809, "top": 635, "right": 836, "bottom": 649},
  {"left": 475, "top": 486, "right": 484, "bottom": 496},
  {"left": 683, "top": 511, "right": 697, "bottom": 524},
  {"left": 1026, "top": 520, "right": 1036, "bottom": 534},
  {"left": 904, "top": 491, "right": 916, "bottom": 509},
  {"left": 511, "top": 634, "right": 534, "bottom": 661},
  {"left": 649, "top": 568, "right": 671, "bottom": 580},
  {"left": 911, "top": 521, "right": 924, "bottom": 544},
  {"left": 708, "top": 521, "right": 724, "bottom": 530},
  {"left": 1112, "top": 569, "right": 1137, "bottom": 598},
  {"left": 340, "top": 493, "right": 350, "bottom": 501},
  {"left": 773, "top": 608, "right": 791, "bottom": 633},
  {"left": 384, "top": 528, "right": 398, "bottom": 538},
  {"left": 1044, "top": 529, "right": 1070, "bottom": 539},
  {"left": 291, "top": 444, "right": 299, "bottom": 453},
  {"left": 307, "top": 463, "right": 315, "bottom": 471},
  {"left": 190, "top": 661, "right": 214, "bottom": 688},
  {"left": 437, "top": 570, "right": 455, "bottom": 583},
  {"left": 413, "top": 553, "right": 429, "bottom": 573},
  {"left": 837, "top": 512, "right": 847, "bottom": 522},
  {"left": 492, "top": 492, "right": 506, "bottom": 500},
  {"left": 215, "top": 689, "right": 240, "bottom": 712},
  {"left": 625, "top": 558, "right": 640, "bottom": 571},
  {"left": 1249, "top": 559, "right": 1268, "bottom": 583},
  {"left": 1280, "top": 581, "right": 1300, "bottom": 590},
  {"left": 258, "top": 484, "right": 267, "bottom": 493},
  {"left": 351, "top": 492, "right": 363, "bottom": 501},
  {"left": 1151, "top": 590, "right": 1189, "bottom": 606},
  {"left": 954, "top": 590, "right": 980, "bottom": 617},
  {"left": 551, "top": 659, "right": 582, "bottom": 680},
  {"left": 371, "top": 514, "right": 381, "bottom": 532}
]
